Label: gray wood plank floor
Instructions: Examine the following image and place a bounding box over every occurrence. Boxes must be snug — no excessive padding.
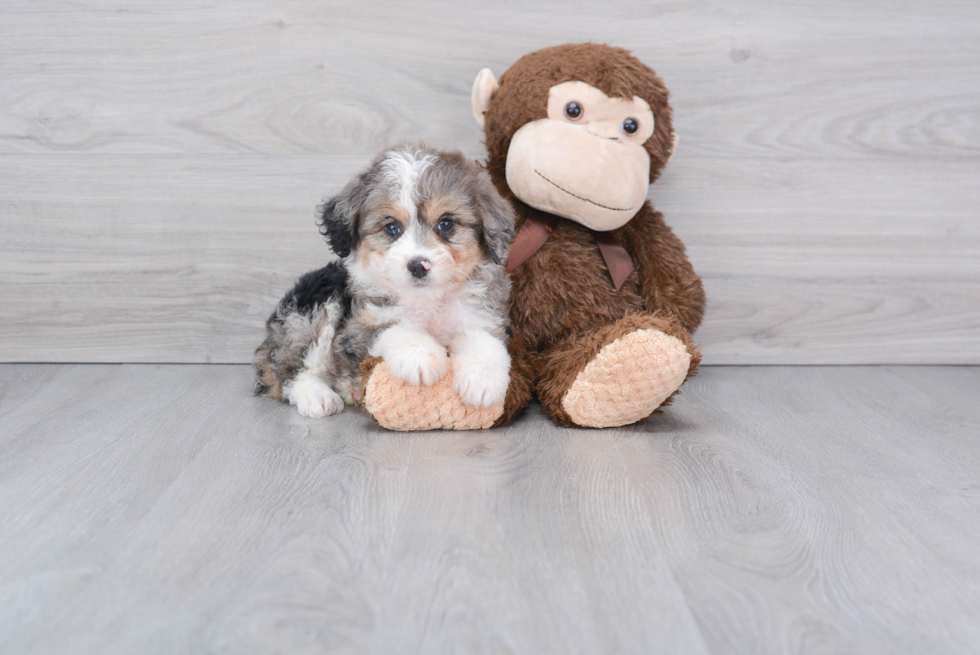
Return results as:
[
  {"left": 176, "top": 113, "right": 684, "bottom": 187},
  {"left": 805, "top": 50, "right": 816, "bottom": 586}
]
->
[
  {"left": 1, "top": 364, "right": 978, "bottom": 654},
  {"left": 2, "top": 1, "right": 979, "bottom": 364}
]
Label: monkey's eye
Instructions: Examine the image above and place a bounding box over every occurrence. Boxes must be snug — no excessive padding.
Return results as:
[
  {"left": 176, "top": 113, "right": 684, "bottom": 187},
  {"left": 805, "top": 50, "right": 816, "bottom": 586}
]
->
[
  {"left": 564, "top": 101, "right": 583, "bottom": 121},
  {"left": 622, "top": 118, "right": 639, "bottom": 135},
  {"left": 384, "top": 221, "right": 402, "bottom": 238},
  {"left": 436, "top": 215, "right": 455, "bottom": 234}
]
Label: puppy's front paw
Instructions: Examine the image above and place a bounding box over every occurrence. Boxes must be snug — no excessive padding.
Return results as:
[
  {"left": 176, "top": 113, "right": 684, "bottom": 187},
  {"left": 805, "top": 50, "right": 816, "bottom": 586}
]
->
[
  {"left": 285, "top": 373, "right": 345, "bottom": 418},
  {"left": 383, "top": 334, "right": 449, "bottom": 387},
  {"left": 453, "top": 364, "right": 508, "bottom": 408},
  {"left": 452, "top": 334, "right": 510, "bottom": 408}
]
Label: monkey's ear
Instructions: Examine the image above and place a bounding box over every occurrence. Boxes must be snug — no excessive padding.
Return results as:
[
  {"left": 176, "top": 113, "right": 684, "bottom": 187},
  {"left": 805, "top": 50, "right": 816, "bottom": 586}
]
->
[
  {"left": 471, "top": 68, "right": 499, "bottom": 129},
  {"left": 665, "top": 133, "right": 679, "bottom": 167},
  {"left": 475, "top": 172, "right": 516, "bottom": 266},
  {"left": 317, "top": 169, "right": 373, "bottom": 258}
]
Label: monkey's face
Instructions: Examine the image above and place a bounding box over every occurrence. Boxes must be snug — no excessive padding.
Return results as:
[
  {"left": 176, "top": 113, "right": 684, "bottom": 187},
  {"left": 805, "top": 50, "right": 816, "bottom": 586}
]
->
[
  {"left": 504, "top": 81, "right": 655, "bottom": 231},
  {"left": 472, "top": 45, "right": 675, "bottom": 230}
]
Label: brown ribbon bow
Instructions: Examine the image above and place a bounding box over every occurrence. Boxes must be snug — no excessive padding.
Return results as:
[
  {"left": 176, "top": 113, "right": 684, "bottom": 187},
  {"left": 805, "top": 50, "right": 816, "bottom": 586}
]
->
[{"left": 505, "top": 213, "right": 635, "bottom": 290}]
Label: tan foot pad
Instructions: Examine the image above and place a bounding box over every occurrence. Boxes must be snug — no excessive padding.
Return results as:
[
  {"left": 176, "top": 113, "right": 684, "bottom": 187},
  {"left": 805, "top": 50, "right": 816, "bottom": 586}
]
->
[
  {"left": 363, "top": 362, "right": 504, "bottom": 431},
  {"left": 562, "top": 329, "right": 691, "bottom": 428}
]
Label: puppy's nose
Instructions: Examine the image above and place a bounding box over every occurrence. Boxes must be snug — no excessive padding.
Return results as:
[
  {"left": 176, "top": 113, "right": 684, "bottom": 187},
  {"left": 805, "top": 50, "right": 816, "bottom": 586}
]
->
[{"left": 407, "top": 258, "right": 432, "bottom": 279}]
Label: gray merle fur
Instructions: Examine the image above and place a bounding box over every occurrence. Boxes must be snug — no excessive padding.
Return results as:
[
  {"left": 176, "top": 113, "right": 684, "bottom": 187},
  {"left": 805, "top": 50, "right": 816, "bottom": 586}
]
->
[{"left": 253, "top": 143, "right": 515, "bottom": 410}]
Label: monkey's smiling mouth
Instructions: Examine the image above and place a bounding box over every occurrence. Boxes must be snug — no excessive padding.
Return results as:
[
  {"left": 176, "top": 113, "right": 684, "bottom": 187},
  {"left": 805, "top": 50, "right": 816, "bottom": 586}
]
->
[{"left": 533, "top": 170, "right": 634, "bottom": 212}]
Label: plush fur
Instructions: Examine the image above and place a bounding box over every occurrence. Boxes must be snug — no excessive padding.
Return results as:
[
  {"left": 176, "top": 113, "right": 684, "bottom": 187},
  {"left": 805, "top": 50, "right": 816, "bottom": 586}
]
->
[
  {"left": 360, "top": 43, "right": 705, "bottom": 430},
  {"left": 253, "top": 144, "right": 515, "bottom": 419},
  {"left": 490, "top": 44, "right": 705, "bottom": 427}
]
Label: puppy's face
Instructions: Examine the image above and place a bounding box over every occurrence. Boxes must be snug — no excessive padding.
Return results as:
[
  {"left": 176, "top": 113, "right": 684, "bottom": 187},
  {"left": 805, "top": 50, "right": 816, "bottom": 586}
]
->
[
  {"left": 319, "top": 146, "right": 515, "bottom": 298},
  {"left": 357, "top": 185, "right": 484, "bottom": 294}
]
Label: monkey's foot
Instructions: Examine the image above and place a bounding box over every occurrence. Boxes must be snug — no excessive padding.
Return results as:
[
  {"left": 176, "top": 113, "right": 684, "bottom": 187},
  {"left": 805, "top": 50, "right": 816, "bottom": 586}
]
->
[
  {"left": 562, "top": 329, "right": 691, "bottom": 428},
  {"left": 360, "top": 357, "right": 504, "bottom": 431}
]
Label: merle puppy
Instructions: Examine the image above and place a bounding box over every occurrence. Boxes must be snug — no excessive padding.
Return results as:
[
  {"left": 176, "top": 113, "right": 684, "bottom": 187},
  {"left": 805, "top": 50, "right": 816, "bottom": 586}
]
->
[{"left": 254, "top": 145, "right": 515, "bottom": 418}]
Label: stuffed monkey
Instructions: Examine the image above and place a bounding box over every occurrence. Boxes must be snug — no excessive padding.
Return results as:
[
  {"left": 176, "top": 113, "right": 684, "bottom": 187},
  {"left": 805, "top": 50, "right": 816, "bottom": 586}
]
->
[{"left": 361, "top": 43, "right": 705, "bottom": 429}]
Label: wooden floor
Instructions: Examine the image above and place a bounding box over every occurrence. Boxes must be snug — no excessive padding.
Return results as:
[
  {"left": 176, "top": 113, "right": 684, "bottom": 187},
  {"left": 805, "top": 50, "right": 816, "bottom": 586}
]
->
[{"left": 1, "top": 364, "right": 978, "bottom": 653}]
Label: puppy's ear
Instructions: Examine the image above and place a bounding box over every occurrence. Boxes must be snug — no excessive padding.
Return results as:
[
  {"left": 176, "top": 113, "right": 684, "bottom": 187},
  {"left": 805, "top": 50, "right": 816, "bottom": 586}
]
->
[
  {"left": 317, "top": 168, "right": 374, "bottom": 258},
  {"left": 474, "top": 171, "right": 516, "bottom": 266}
]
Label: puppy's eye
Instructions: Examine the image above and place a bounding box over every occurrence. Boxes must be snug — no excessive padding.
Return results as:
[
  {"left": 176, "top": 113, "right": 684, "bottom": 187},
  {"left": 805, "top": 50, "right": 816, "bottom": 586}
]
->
[
  {"left": 384, "top": 222, "right": 402, "bottom": 238},
  {"left": 622, "top": 117, "right": 639, "bottom": 135},
  {"left": 436, "top": 216, "right": 455, "bottom": 233},
  {"left": 564, "top": 101, "right": 583, "bottom": 121}
]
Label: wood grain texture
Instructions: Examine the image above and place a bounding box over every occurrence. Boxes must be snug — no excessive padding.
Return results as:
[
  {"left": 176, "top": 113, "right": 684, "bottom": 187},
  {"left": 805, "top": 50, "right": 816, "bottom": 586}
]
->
[
  {"left": 1, "top": 364, "right": 979, "bottom": 653},
  {"left": 2, "top": 0, "right": 978, "bottom": 159},
  {"left": 1, "top": 0, "right": 979, "bottom": 364}
]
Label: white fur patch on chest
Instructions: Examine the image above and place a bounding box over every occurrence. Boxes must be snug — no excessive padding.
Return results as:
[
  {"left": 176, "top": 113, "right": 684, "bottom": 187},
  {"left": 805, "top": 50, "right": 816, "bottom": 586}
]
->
[{"left": 375, "top": 291, "right": 489, "bottom": 345}]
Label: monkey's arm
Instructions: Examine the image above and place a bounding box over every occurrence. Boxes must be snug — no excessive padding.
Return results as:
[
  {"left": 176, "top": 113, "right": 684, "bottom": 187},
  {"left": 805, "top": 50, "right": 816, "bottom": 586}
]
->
[{"left": 616, "top": 204, "right": 706, "bottom": 334}]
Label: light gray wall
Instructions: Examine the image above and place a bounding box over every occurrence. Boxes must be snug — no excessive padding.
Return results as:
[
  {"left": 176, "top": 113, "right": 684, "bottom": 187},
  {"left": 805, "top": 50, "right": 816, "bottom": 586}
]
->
[{"left": 1, "top": 0, "right": 978, "bottom": 364}]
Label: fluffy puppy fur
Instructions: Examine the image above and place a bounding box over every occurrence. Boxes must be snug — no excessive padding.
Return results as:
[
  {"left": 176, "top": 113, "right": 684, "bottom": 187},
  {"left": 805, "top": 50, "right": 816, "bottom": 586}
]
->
[{"left": 253, "top": 144, "right": 516, "bottom": 418}]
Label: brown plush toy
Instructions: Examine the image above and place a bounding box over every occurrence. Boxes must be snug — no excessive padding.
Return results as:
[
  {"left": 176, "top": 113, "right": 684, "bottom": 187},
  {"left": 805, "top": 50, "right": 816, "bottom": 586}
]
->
[{"left": 361, "top": 43, "right": 705, "bottom": 429}]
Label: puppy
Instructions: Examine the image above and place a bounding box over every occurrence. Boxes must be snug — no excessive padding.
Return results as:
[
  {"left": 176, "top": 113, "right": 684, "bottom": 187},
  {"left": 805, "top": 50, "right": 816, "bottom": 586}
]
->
[{"left": 253, "top": 144, "right": 515, "bottom": 418}]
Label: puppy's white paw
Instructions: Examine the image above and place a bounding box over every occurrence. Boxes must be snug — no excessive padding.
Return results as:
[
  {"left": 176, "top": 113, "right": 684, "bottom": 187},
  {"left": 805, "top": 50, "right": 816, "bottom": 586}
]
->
[
  {"left": 384, "top": 336, "right": 449, "bottom": 386},
  {"left": 453, "top": 364, "right": 508, "bottom": 408},
  {"left": 284, "top": 372, "right": 344, "bottom": 418},
  {"left": 452, "top": 332, "right": 510, "bottom": 408}
]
